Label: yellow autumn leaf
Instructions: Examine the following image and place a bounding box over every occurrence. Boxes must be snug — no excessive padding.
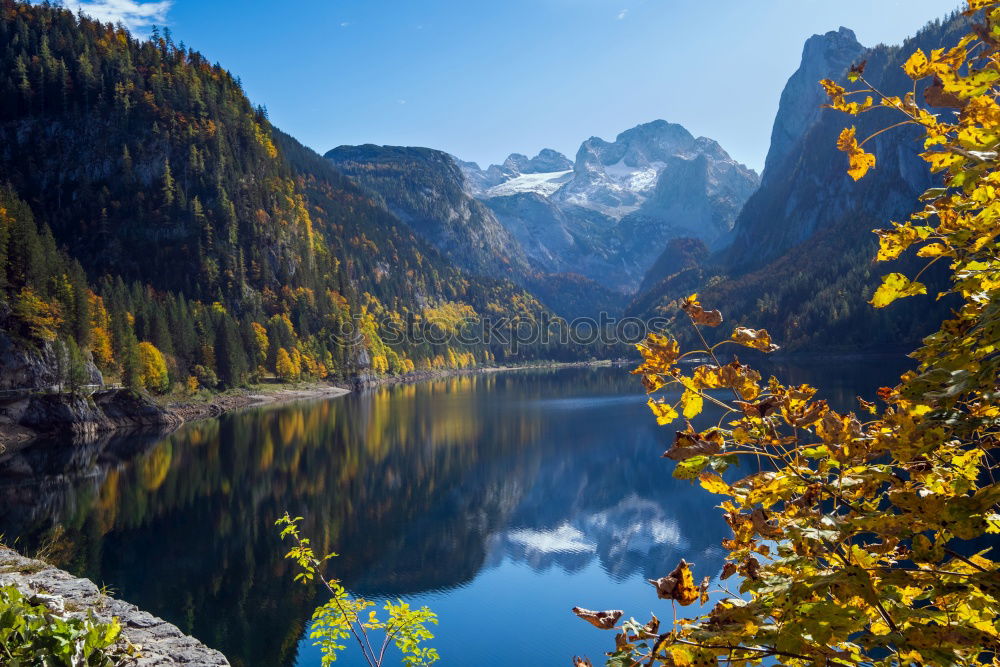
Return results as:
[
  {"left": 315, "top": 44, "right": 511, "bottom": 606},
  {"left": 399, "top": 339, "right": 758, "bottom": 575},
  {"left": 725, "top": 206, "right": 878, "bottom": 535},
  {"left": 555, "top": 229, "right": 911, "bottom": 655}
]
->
[
  {"left": 903, "top": 49, "right": 930, "bottom": 79},
  {"left": 668, "top": 647, "right": 692, "bottom": 667},
  {"left": 916, "top": 242, "right": 948, "bottom": 257},
  {"left": 837, "top": 126, "right": 876, "bottom": 180},
  {"left": 876, "top": 225, "right": 920, "bottom": 260},
  {"left": 647, "top": 398, "right": 679, "bottom": 425},
  {"left": 698, "top": 472, "right": 729, "bottom": 494},
  {"left": 921, "top": 150, "right": 965, "bottom": 172},
  {"left": 730, "top": 327, "right": 778, "bottom": 352},
  {"left": 819, "top": 78, "right": 845, "bottom": 98},
  {"left": 870, "top": 272, "right": 927, "bottom": 308},
  {"left": 847, "top": 149, "right": 876, "bottom": 181},
  {"left": 633, "top": 333, "right": 680, "bottom": 375},
  {"left": 680, "top": 389, "right": 703, "bottom": 418}
]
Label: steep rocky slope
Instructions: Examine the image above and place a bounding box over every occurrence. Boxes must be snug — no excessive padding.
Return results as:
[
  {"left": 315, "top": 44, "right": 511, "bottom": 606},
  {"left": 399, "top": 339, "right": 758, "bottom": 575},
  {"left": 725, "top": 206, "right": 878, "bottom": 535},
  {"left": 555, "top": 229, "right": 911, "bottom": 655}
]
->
[
  {"left": 325, "top": 144, "right": 534, "bottom": 281},
  {"left": 628, "top": 14, "right": 967, "bottom": 352}
]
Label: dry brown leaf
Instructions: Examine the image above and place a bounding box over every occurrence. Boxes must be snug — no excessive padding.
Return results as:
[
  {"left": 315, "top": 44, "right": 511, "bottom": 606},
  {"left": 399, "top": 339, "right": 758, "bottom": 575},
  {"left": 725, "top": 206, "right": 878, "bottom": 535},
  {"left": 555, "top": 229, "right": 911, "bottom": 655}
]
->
[
  {"left": 740, "top": 556, "right": 762, "bottom": 581},
  {"left": 681, "top": 294, "right": 723, "bottom": 327},
  {"left": 571, "top": 607, "right": 623, "bottom": 630},
  {"left": 750, "top": 508, "right": 783, "bottom": 538},
  {"left": 648, "top": 559, "right": 700, "bottom": 606},
  {"left": 924, "top": 76, "right": 967, "bottom": 109},
  {"left": 664, "top": 428, "right": 723, "bottom": 461},
  {"left": 734, "top": 396, "right": 780, "bottom": 418}
]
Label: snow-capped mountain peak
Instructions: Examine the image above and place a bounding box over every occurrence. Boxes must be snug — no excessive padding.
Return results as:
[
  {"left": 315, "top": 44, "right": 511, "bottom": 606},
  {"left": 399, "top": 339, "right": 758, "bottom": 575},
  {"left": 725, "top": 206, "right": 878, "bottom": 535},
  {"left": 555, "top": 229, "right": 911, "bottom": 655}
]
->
[{"left": 456, "top": 119, "right": 759, "bottom": 292}]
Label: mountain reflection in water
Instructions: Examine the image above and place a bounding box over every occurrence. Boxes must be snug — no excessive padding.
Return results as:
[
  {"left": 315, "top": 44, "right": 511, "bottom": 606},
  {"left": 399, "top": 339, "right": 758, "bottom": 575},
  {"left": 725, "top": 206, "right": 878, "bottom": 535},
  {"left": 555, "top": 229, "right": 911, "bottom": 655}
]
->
[{"left": 0, "top": 360, "right": 911, "bottom": 667}]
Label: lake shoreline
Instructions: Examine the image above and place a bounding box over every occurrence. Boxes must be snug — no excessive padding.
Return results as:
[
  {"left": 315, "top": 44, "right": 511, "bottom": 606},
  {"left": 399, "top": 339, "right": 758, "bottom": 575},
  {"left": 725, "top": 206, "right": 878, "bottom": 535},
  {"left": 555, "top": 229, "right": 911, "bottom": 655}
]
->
[
  {"left": 0, "top": 359, "right": 627, "bottom": 450},
  {"left": 164, "top": 358, "right": 629, "bottom": 424}
]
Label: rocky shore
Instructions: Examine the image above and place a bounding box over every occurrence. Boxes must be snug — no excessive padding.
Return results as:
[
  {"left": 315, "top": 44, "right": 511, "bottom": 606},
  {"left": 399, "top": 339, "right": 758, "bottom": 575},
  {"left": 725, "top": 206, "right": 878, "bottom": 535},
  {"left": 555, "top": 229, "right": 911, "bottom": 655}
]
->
[
  {"left": 0, "top": 546, "right": 229, "bottom": 665},
  {"left": 0, "top": 389, "right": 182, "bottom": 453},
  {"left": 0, "top": 383, "right": 354, "bottom": 452}
]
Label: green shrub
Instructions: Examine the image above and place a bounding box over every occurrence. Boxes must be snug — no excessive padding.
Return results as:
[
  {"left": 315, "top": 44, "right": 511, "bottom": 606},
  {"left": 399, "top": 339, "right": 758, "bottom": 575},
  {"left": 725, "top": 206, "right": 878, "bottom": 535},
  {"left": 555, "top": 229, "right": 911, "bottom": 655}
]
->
[{"left": 0, "top": 585, "right": 127, "bottom": 666}]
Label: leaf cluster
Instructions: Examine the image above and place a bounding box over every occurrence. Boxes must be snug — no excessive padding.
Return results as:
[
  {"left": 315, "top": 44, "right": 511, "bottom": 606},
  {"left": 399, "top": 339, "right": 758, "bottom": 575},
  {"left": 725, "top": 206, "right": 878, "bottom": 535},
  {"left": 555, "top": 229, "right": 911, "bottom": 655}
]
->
[{"left": 0, "top": 585, "right": 129, "bottom": 666}]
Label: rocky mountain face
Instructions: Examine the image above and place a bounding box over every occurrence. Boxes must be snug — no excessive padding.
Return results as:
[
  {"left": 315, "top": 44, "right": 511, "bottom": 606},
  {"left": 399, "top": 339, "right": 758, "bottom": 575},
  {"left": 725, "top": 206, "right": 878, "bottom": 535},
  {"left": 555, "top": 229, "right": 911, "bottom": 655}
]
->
[
  {"left": 761, "top": 27, "right": 867, "bottom": 181},
  {"left": 460, "top": 121, "right": 759, "bottom": 293},
  {"left": 326, "top": 145, "right": 535, "bottom": 281},
  {"left": 628, "top": 14, "right": 967, "bottom": 352}
]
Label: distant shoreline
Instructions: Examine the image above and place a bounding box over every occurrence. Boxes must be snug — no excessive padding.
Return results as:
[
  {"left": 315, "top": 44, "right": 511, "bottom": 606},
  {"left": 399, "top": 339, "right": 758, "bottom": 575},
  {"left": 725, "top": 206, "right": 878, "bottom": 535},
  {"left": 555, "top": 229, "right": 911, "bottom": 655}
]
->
[
  {"left": 164, "top": 358, "right": 628, "bottom": 425},
  {"left": 0, "top": 359, "right": 627, "bottom": 451}
]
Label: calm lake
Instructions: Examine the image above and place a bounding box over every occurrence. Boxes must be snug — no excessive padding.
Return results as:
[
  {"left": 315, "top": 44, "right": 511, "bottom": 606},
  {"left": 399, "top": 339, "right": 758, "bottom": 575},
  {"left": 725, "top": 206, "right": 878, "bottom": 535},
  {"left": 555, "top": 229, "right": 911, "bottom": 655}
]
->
[{"left": 0, "top": 359, "right": 911, "bottom": 666}]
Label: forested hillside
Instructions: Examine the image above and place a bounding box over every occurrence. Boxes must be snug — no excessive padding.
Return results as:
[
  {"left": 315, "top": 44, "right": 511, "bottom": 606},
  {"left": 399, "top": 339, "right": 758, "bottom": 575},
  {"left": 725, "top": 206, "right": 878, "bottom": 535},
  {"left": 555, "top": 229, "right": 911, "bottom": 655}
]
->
[
  {"left": 0, "top": 0, "right": 578, "bottom": 394},
  {"left": 627, "top": 15, "right": 966, "bottom": 352}
]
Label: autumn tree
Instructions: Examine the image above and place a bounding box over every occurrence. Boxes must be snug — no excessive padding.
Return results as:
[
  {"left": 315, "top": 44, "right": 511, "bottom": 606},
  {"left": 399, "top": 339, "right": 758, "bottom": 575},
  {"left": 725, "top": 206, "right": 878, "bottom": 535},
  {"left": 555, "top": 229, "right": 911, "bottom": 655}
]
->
[
  {"left": 275, "top": 347, "right": 297, "bottom": 382},
  {"left": 576, "top": 4, "right": 1000, "bottom": 665},
  {"left": 13, "top": 286, "right": 61, "bottom": 341},
  {"left": 137, "top": 341, "right": 169, "bottom": 393}
]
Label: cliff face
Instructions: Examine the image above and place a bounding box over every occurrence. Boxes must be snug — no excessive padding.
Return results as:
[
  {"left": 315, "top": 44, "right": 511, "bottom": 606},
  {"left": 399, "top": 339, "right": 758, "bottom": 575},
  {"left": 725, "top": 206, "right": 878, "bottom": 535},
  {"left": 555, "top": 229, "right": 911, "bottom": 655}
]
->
[
  {"left": 0, "top": 389, "right": 179, "bottom": 446},
  {"left": 761, "top": 27, "right": 867, "bottom": 181},
  {"left": 325, "top": 144, "right": 535, "bottom": 282},
  {"left": 0, "top": 332, "right": 102, "bottom": 392},
  {"left": 721, "top": 17, "right": 967, "bottom": 277}
]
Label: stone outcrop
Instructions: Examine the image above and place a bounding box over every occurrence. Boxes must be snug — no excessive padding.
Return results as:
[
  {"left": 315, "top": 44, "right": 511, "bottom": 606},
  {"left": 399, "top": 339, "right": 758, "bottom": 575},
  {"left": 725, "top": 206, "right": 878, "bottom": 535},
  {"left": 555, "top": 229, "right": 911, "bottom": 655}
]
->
[
  {"left": 0, "top": 389, "right": 181, "bottom": 445},
  {"left": 0, "top": 547, "right": 229, "bottom": 665},
  {"left": 0, "top": 331, "right": 103, "bottom": 392}
]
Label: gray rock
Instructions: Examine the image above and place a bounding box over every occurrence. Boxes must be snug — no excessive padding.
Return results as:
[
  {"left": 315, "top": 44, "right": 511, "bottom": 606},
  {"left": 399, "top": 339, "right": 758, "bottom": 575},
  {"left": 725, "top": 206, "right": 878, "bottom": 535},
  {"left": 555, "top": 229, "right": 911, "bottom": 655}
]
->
[
  {"left": 761, "top": 27, "right": 866, "bottom": 182},
  {"left": 0, "top": 331, "right": 103, "bottom": 392},
  {"left": 0, "top": 547, "right": 230, "bottom": 665}
]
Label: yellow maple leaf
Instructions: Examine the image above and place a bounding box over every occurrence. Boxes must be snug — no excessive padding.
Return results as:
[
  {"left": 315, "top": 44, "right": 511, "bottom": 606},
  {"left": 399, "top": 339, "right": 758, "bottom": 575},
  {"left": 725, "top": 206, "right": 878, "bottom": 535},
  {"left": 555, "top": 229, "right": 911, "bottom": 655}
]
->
[
  {"left": 837, "top": 126, "right": 876, "bottom": 180},
  {"left": 648, "top": 398, "right": 679, "bottom": 425},
  {"left": 698, "top": 472, "right": 729, "bottom": 494},
  {"left": 870, "top": 273, "right": 928, "bottom": 308},
  {"left": 903, "top": 49, "right": 930, "bottom": 79},
  {"left": 680, "top": 389, "right": 703, "bottom": 418}
]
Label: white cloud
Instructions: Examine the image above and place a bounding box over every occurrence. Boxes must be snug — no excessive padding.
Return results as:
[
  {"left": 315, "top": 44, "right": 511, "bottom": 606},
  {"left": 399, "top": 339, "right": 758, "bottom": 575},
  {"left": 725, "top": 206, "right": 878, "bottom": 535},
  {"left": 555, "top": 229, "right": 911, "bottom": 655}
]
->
[
  {"left": 339, "top": 21, "right": 351, "bottom": 27},
  {"left": 616, "top": 8, "right": 628, "bottom": 19},
  {"left": 61, "top": 0, "right": 172, "bottom": 34}
]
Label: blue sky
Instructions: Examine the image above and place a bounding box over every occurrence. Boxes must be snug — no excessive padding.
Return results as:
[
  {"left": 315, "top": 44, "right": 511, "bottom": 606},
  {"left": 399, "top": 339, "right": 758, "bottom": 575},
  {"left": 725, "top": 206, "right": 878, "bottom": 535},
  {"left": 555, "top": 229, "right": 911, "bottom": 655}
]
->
[{"left": 62, "top": 0, "right": 959, "bottom": 171}]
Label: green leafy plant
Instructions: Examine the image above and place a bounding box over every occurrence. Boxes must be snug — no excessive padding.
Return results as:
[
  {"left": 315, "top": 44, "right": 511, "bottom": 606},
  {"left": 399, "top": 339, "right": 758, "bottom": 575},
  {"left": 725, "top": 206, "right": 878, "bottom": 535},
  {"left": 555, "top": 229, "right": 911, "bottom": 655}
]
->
[
  {"left": 276, "top": 513, "right": 439, "bottom": 667},
  {"left": 574, "top": 2, "right": 1000, "bottom": 665},
  {"left": 0, "top": 585, "right": 127, "bottom": 666}
]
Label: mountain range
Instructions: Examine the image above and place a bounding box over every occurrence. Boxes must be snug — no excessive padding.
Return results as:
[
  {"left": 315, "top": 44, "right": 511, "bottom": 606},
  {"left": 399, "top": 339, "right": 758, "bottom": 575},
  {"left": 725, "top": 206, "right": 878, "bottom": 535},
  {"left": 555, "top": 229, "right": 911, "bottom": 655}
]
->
[
  {"left": 0, "top": 0, "right": 965, "bottom": 401},
  {"left": 323, "top": 13, "right": 965, "bottom": 356}
]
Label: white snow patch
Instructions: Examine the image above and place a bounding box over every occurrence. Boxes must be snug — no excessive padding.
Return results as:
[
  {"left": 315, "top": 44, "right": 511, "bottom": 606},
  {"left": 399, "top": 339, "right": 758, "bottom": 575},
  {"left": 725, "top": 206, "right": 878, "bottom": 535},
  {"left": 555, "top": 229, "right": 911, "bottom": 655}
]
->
[
  {"left": 602, "top": 159, "right": 664, "bottom": 192},
  {"left": 485, "top": 170, "right": 573, "bottom": 198}
]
